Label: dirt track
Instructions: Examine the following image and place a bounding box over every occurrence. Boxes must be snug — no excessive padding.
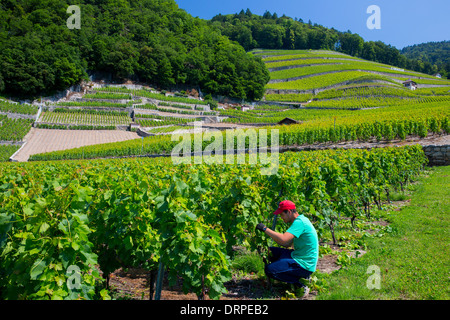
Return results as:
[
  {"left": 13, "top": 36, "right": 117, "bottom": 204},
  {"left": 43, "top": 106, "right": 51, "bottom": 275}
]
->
[
  {"left": 279, "top": 133, "right": 450, "bottom": 151},
  {"left": 11, "top": 128, "right": 140, "bottom": 162}
]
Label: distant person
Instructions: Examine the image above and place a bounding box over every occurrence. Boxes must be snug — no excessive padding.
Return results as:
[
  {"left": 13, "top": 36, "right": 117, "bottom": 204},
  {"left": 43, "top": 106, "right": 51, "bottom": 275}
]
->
[{"left": 256, "top": 200, "right": 319, "bottom": 296}]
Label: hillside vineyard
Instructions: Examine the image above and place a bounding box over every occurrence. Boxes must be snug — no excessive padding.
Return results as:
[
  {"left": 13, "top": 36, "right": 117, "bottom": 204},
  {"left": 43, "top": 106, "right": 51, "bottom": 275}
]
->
[
  {"left": 0, "top": 146, "right": 427, "bottom": 299},
  {"left": 0, "top": 2, "right": 449, "bottom": 301}
]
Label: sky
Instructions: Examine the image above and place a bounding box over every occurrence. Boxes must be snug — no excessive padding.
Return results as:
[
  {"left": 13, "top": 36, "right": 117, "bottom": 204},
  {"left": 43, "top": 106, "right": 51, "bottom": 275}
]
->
[{"left": 175, "top": 0, "right": 450, "bottom": 49}]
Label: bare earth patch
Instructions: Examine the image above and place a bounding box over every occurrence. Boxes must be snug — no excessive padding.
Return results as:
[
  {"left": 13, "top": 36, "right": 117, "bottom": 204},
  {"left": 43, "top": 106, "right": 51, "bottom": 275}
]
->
[
  {"left": 107, "top": 199, "right": 413, "bottom": 301},
  {"left": 107, "top": 253, "right": 342, "bottom": 301},
  {"left": 11, "top": 128, "right": 140, "bottom": 162}
]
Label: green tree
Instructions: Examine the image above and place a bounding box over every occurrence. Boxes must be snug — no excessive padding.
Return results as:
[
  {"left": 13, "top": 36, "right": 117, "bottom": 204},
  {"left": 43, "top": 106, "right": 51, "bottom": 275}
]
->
[
  {"left": 0, "top": 0, "right": 270, "bottom": 99},
  {"left": 54, "top": 58, "right": 84, "bottom": 90},
  {"left": 0, "top": 71, "right": 4, "bottom": 92},
  {"left": 339, "top": 32, "right": 364, "bottom": 56}
]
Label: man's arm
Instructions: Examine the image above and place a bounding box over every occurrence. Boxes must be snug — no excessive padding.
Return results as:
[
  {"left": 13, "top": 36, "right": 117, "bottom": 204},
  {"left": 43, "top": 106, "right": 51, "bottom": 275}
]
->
[{"left": 264, "top": 228, "right": 294, "bottom": 248}]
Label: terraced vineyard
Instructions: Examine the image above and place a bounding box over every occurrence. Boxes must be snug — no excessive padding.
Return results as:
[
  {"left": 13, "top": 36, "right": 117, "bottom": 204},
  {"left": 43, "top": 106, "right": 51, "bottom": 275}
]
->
[
  {"left": 1, "top": 0, "right": 449, "bottom": 302},
  {"left": 1, "top": 50, "right": 449, "bottom": 302},
  {"left": 33, "top": 86, "right": 211, "bottom": 131},
  {"left": 0, "top": 100, "right": 38, "bottom": 161},
  {"left": 266, "top": 71, "right": 376, "bottom": 91},
  {"left": 38, "top": 109, "right": 131, "bottom": 128},
  {"left": 0, "top": 100, "right": 39, "bottom": 115},
  {"left": 136, "top": 117, "right": 199, "bottom": 128},
  {"left": 258, "top": 50, "right": 450, "bottom": 110},
  {"left": 268, "top": 59, "right": 426, "bottom": 81},
  {"left": 0, "top": 116, "right": 34, "bottom": 142},
  {"left": 29, "top": 101, "right": 449, "bottom": 161},
  {"left": 0, "top": 145, "right": 20, "bottom": 162},
  {"left": 38, "top": 110, "right": 130, "bottom": 127}
]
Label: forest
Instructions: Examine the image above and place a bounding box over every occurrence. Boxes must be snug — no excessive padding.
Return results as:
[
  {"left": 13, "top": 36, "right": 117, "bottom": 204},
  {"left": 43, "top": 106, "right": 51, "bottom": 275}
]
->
[
  {"left": 0, "top": 1, "right": 447, "bottom": 100},
  {"left": 401, "top": 41, "right": 450, "bottom": 75},
  {"left": 0, "top": 0, "right": 269, "bottom": 100},
  {"left": 211, "top": 9, "right": 449, "bottom": 78}
]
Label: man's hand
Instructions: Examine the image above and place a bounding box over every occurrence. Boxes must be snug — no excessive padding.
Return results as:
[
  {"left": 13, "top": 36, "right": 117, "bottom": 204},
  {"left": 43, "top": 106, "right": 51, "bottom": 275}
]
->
[{"left": 256, "top": 222, "right": 267, "bottom": 232}]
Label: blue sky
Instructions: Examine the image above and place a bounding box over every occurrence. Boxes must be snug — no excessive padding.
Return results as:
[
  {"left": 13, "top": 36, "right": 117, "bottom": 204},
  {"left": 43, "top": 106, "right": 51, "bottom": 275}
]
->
[{"left": 175, "top": 0, "right": 449, "bottom": 49}]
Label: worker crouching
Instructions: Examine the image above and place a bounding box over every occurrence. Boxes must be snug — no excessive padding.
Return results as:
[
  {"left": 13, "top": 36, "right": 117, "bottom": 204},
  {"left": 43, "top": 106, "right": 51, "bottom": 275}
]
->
[{"left": 256, "top": 200, "right": 319, "bottom": 297}]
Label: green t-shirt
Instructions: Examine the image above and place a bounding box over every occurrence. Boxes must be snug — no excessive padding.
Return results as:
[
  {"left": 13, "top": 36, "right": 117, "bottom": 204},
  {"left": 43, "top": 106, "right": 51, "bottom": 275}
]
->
[{"left": 286, "top": 214, "right": 319, "bottom": 272}]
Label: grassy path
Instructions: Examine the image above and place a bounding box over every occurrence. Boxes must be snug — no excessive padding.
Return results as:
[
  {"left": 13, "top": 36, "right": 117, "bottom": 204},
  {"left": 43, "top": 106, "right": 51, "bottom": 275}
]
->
[{"left": 316, "top": 165, "right": 450, "bottom": 300}]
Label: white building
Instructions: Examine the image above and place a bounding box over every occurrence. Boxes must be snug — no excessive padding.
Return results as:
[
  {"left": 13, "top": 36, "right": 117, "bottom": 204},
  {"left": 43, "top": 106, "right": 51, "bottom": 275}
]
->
[{"left": 402, "top": 79, "right": 417, "bottom": 90}]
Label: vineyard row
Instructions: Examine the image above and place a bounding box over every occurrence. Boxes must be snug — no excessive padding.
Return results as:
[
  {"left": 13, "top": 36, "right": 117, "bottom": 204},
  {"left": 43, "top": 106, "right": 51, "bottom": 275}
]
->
[
  {"left": 0, "top": 145, "right": 427, "bottom": 299},
  {"left": 29, "top": 108, "right": 448, "bottom": 161}
]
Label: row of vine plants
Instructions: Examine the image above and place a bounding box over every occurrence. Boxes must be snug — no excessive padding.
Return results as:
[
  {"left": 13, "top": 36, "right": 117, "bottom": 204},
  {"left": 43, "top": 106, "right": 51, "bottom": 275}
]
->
[
  {"left": 29, "top": 106, "right": 449, "bottom": 161},
  {"left": 0, "top": 145, "right": 427, "bottom": 299}
]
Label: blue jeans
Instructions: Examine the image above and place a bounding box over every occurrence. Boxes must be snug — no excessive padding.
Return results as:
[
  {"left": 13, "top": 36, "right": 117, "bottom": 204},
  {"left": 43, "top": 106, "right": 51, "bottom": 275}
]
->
[{"left": 265, "top": 247, "right": 312, "bottom": 287}]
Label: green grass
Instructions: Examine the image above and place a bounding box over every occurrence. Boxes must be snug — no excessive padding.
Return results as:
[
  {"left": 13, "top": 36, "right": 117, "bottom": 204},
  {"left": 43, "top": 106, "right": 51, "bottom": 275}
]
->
[
  {"left": 230, "top": 250, "right": 266, "bottom": 278},
  {"left": 316, "top": 165, "right": 450, "bottom": 300}
]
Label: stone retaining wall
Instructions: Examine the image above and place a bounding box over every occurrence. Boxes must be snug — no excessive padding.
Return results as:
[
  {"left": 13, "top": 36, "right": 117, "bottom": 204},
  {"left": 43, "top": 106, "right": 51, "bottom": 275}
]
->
[
  {"left": 0, "top": 140, "right": 24, "bottom": 146},
  {"left": 265, "top": 79, "right": 393, "bottom": 95},
  {"left": 45, "top": 105, "right": 133, "bottom": 113},
  {"left": 0, "top": 112, "right": 37, "bottom": 120},
  {"left": 422, "top": 144, "right": 450, "bottom": 166}
]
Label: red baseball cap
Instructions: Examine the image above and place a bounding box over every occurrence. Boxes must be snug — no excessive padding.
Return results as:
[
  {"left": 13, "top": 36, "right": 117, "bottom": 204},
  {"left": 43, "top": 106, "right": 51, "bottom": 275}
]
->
[{"left": 273, "top": 200, "right": 296, "bottom": 215}]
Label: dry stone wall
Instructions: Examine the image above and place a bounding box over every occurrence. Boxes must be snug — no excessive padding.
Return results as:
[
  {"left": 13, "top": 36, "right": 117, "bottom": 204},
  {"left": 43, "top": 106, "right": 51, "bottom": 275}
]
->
[{"left": 422, "top": 144, "right": 450, "bottom": 166}]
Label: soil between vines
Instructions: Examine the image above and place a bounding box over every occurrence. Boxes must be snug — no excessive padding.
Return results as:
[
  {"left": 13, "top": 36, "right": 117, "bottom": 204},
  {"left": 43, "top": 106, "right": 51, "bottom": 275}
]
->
[
  {"left": 107, "top": 252, "right": 341, "bottom": 300},
  {"left": 107, "top": 198, "right": 414, "bottom": 300}
]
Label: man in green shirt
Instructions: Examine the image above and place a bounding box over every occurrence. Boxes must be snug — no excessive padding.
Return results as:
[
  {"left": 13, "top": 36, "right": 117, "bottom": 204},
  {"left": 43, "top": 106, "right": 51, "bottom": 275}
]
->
[{"left": 256, "top": 200, "right": 319, "bottom": 295}]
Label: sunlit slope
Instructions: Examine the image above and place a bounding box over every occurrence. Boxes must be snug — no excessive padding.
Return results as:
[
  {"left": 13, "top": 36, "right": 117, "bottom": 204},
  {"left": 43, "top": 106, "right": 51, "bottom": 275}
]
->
[{"left": 254, "top": 50, "right": 450, "bottom": 106}]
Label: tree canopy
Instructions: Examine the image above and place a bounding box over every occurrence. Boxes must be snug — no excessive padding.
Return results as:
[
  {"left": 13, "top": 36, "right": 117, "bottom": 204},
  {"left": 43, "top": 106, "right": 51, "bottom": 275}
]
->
[
  {"left": 0, "top": 0, "right": 269, "bottom": 100},
  {"left": 210, "top": 10, "right": 448, "bottom": 78},
  {"left": 401, "top": 41, "right": 450, "bottom": 78},
  {"left": 2, "top": 2, "right": 446, "bottom": 100}
]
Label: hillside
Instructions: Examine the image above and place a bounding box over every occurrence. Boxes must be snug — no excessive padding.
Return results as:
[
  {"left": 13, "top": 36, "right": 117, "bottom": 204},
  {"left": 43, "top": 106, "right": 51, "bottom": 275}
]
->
[
  {"left": 259, "top": 49, "right": 450, "bottom": 107},
  {"left": 401, "top": 40, "right": 450, "bottom": 78},
  {"left": 2, "top": 48, "right": 448, "bottom": 162},
  {"left": 0, "top": 0, "right": 268, "bottom": 100},
  {"left": 211, "top": 10, "right": 446, "bottom": 78},
  {"left": 1, "top": 4, "right": 450, "bottom": 303},
  {"left": 11, "top": 78, "right": 445, "bottom": 161}
]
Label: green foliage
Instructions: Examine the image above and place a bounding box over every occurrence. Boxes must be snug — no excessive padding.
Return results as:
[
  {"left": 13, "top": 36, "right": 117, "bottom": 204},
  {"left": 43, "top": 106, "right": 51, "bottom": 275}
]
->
[
  {"left": 231, "top": 251, "right": 265, "bottom": 277},
  {"left": 0, "top": 145, "right": 428, "bottom": 299},
  {"left": 0, "top": 145, "right": 20, "bottom": 162},
  {"left": 38, "top": 110, "right": 130, "bottom": 127},
  {"left": 0, "top": 0, "right": 86, "bottom": 97},
  {"left": 317, "top": 166, "right": 450, "bottom": 300},
  {"left": 268, "top": 59, "right": 426, "bottom": 81},
  {"left": 0, "top": 101, "right": 39, "bottom": 115},
  {"left": 83, "top": 92, "right": 132, "bottom": 100},
  {"left": 0, "top": 176, "right": 104, "bottom": 299},
  {"left": 0, "top": 116, "right": 33, "bottom": 142},
  {"left": 28, "top": 101, "right": 449, "bottom": 161},
  {"left": 154, "top": 174, "right": 232, "bottom": 299},
  {"left": 213, "top": 11, "right": 445, "bottom": 76},
  {"left": 307, "top": 96, "right": 450, "bottom": 109},
  {"left": 401, "top": 40, "right": 450, "bottom": 79},
  {"left": 266, "top": 71, "right": 373, "bottom": 91},
  {"left": 0, "top": 0, "right": 269, "bottom": 100}
]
